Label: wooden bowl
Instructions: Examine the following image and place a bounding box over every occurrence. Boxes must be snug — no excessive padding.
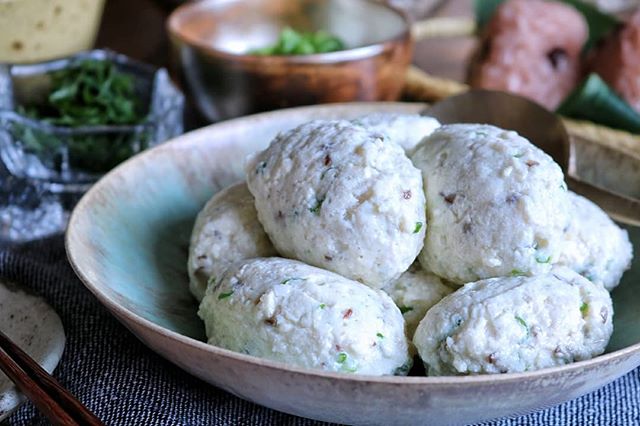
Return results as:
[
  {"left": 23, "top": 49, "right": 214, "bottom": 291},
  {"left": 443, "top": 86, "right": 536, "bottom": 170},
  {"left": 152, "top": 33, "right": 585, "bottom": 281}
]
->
[
  {"left": 167, "top": 0, "right": 413, "bottom": 121},
  {"left": 66, "top": 102, "right": 640, "bottom": 425}
]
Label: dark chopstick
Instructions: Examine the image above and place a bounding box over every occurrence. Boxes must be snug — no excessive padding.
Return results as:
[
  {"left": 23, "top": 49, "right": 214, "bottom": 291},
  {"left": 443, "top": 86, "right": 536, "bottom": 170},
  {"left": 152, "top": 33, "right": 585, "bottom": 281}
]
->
[{"left": 0, "top": 330, "right": 104, "bottom": 425}]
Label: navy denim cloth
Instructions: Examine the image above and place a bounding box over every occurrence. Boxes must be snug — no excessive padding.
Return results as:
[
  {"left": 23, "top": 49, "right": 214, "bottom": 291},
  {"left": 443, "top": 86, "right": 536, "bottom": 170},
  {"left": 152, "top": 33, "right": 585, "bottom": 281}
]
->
[{"left": 3, "top": 237, "right": 639, "bottom": 426}]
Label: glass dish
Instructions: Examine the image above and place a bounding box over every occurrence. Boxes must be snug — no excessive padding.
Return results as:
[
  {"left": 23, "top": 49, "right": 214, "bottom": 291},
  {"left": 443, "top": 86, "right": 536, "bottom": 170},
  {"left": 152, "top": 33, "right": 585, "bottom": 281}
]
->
[{"left": 0, "top": 49, "right": 184, "bottom": 241}]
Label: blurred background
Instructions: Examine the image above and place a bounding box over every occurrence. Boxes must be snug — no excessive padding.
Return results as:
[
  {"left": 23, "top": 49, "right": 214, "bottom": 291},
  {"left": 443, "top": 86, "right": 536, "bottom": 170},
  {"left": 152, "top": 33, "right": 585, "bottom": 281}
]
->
[{"left": 95, "top": 0, "right": 473, "bottom": 88}]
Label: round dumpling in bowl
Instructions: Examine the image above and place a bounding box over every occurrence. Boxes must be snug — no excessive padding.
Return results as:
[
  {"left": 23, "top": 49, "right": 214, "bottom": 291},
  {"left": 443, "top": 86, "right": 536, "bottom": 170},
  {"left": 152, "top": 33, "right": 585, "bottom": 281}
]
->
[
  {"left": 411, "top": 124, "right": 570, "bottom": 285},
  {"left": 413, "top": 266, "right": 613, "bottom": 376},
  {"left": 559, "top": 192, "right": 633, "bottom": 291},
  {"left": 199, "top": 257, "right": 412, "bottom": 375},
  {"left": 245, "top": 120, "right": 426, "bottom": 289},
  {"left": 383, "top": 263, "right": 453, "bottom": 339},
  {"left": 351, "top": 113, "right": 440, "bottom": 154},
  {"left": 188, "top": 182, "right": 278, "bottom": 301}
]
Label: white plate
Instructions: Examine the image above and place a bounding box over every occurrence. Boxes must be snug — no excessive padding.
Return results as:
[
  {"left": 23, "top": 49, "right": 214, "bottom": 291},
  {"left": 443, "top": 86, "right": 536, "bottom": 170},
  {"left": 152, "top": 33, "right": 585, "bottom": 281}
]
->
[{"left": 0, "top": 281, "right": 65, "bottom": 421}]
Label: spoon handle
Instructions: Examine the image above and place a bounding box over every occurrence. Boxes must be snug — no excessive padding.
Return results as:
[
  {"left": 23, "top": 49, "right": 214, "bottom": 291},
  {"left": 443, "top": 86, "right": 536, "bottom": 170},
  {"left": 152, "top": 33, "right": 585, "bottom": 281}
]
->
[{"left": 567, "top": 176, "right": 640, "bottom": 226}]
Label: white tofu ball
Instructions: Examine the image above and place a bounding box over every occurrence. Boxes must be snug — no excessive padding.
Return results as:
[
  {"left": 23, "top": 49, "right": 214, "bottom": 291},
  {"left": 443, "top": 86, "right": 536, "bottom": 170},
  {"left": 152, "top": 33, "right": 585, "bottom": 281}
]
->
[
  {"left": 188, "top": 182, "right": 278, "bottom": 301},
  {"left": 559, "top": 192, "right": 633, "bottom": 291},
  {"left": 199, "top": 258, "right": 412, "bottom": 375},
  {"left": 411, "top": 124, "right": 570, "bottom": 285},
  {"left": 246, "top": 120, "right": 426, "bottom": 289},
  {"left": 384, "top": 263, "right": 453, "bottom": 339},
  {"left": 413, "top": 267, "right": 613, "bottom": 376},
  {"left": 351, "top": 113, "right": 441, "bottom": 154}
]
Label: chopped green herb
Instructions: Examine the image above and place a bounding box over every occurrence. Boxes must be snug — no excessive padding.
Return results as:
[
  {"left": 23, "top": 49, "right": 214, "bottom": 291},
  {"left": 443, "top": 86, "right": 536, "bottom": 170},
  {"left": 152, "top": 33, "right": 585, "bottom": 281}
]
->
[
  {"left": 319, "top": 303, "right": 326, "bottom": 309},
  {"left": 337, "top": 352, "right": 348, "bottom": 364},
  {"left": 280, "top": 277, "right": 304, "bottom": 285},
  {"left": 250, "top": 27, "right": 346, "bottom": 56},
  {"left": 399, "top": 306, "right": 414, "bottom": 314},
  {"left": 580, "top": 302, "right": 589, "bottom": 316},
  {"left": 510, "top": 269, "right": 527, "bottom": 277},
  {"left": 513, "top": 153, "right": 525, "bottom": 158},
  {"left": 413, "top": 222, "right": 423, "bottom": 234},
  {"left": 515, "top": 315, "right": 529, "bottom": 336},
  {"left": 16, "top": 59, "right": 147, "bottom": 173},
  {"left": 535, "top": 254, "right": 551, "bottom": 264},
  {"left": 22, "top": 59, "right": 143, "bottom": 127},
  {"left": 394, "top": 360, "right": 413, "bottom": 375},
  {"left": 309, "top": 197, "right": 325, "bottom": 214},
  {"left": 376, "top": 333, "right": 384, "bottom": 339},
  {"left": 218, "top": 290, "right": 234, "bottom": 300}
]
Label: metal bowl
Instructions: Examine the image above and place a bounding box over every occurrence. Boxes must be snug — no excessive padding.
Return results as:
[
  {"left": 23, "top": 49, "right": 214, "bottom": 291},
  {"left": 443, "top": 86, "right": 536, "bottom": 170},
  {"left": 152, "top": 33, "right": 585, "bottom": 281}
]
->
[{"left": 167, "top": 0, "right": 413, "bottom": 122}]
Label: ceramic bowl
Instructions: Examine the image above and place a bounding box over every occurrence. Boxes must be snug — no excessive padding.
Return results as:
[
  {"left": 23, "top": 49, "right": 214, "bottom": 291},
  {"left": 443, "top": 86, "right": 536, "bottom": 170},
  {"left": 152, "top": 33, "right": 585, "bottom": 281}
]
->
[
  {"left": 167, "top": 0, "right": 413, "bottom": 121},
  {"left": 66, "top": 102, "right": 640, "bottom": 426}
]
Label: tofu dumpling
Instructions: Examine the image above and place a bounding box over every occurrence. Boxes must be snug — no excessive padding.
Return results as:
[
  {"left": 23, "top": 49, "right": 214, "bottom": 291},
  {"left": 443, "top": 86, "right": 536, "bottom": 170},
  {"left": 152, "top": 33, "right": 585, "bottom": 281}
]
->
[
  {"left": 246, "top": 120, "right": 426, "bottom": 289},
  {"left": 384, "top": 263, "right": 453, "bottom": 339},
  {"left": 411, "top": 124, "right": 570, "bottom": 285},
  {"left": 188, "top": 182, "right": 277, "bottom": 301},
  {"left": 413, "top": 267, "right": 613, "bottom": 376},
  {"left": 199, "top": 258, "right": 412, "bottom": 375},
  {"left": 351, "top": 113, "right": 440, "bottom": 154},
  {"left": 559, "top": 192, "right": 633, "bottom": 291}
]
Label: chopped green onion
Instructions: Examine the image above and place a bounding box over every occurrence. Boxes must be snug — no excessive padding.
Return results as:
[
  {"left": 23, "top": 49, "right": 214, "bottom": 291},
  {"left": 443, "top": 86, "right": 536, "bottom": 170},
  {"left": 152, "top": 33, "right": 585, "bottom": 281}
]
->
[
  {"left": 413, "top": 222, "right": 423, "bottom": 234},
  {"left": 319, "top": 303, "right": 326, "bottom": 309},
  {"left": 376, "top": 333, "right": 385, "bottom": 339},
  {"left": 309, "top": 197, "right": 325, "bottom": 214},
  {"left": 515, "top": 315, "right": 529, "bottom": 337},
  {"left": 250, "top": 27, "right": 345, "bottom": 56},
  {"left": 510, "top": 269, "right": 527, "bottom": 277},
  {"left": 337, "top": 352, "right": 347, "bottom": 363},
  {"left": 280, "top": 277, "right": 304, "bottom": 285},
  {"left": 399, "top": 306, "right": 414, "bottom": 314},
  {"left": 580, "top": 302, "right": 589, "bottom": 316},
  {"left": 218, "top": 291, "right": 234, "bottom": 300}
]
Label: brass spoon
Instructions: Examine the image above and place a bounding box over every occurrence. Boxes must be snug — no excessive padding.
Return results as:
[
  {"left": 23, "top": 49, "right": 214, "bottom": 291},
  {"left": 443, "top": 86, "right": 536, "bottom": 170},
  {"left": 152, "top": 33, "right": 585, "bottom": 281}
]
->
[{"left": 423, "top": 89, "right": 640, "bottom": 226}]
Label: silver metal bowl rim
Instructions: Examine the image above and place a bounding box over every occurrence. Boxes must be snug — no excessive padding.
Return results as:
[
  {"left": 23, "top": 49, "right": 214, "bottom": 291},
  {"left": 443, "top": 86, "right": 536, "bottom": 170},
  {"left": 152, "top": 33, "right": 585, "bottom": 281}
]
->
[{"left": 167, "top": 0, "right": 413, "bottom": 64}]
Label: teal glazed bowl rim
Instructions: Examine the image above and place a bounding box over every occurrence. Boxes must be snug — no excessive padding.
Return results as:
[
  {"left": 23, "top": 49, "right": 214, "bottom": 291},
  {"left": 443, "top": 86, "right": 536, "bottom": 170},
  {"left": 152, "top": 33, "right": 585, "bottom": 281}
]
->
[
  {"left": 65, "top": 102, "right": 640, "bottom": 387},
  {"left": 166, "top": 0, "right": 412, "bottom": 65}
]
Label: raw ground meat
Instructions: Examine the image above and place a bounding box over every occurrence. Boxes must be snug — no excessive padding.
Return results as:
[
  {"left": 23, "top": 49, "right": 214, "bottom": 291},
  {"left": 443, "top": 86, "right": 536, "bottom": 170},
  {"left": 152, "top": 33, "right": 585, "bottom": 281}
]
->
[
  {"left": 469, "top": 0, "right": 588, "bottom": 110},
  {"left": 590, "top": 10, "right": 640, "bottom": 113}
]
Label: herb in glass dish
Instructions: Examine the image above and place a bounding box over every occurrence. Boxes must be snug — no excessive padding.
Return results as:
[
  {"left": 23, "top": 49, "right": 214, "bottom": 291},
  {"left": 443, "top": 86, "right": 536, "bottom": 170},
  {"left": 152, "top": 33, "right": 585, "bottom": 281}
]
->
[
  {"left": 21, "top": 59, "right": 145, "bottom": 126},
  {"left": 250, "top": 27, "right": 346, "bottom": 56},
  {"left": 15, "top": 59, "right": 148, "bottom": 173}
]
